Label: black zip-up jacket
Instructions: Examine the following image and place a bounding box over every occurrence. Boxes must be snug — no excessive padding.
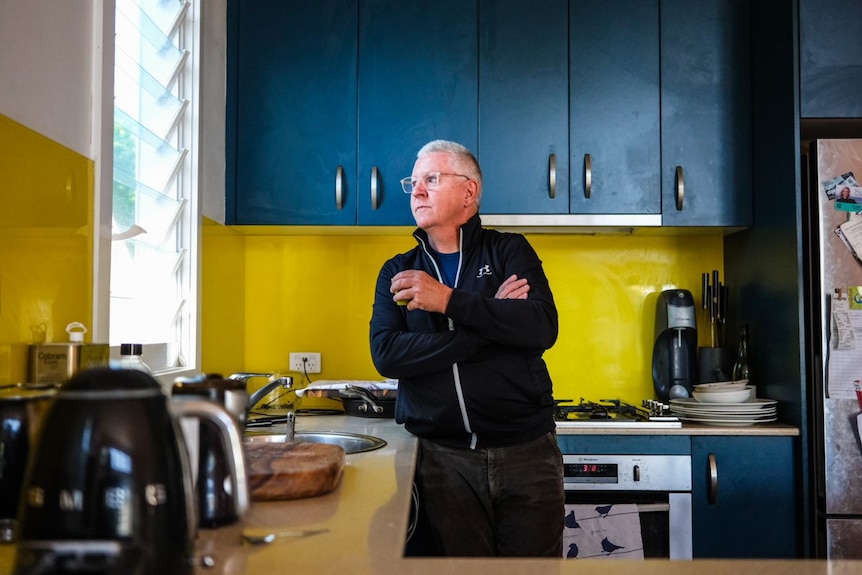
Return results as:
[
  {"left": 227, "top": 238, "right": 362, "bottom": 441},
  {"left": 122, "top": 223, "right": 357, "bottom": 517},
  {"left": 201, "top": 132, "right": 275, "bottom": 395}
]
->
[{"left": 369, "top": 214, "right": 559, "bottom": 449}]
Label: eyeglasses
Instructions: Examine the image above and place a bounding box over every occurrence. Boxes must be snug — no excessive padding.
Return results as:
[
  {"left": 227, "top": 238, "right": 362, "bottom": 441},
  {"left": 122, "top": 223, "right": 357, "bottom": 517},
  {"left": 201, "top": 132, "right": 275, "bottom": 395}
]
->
[{"left": 400, "top": 172, "right": 470, "bottom": 194}]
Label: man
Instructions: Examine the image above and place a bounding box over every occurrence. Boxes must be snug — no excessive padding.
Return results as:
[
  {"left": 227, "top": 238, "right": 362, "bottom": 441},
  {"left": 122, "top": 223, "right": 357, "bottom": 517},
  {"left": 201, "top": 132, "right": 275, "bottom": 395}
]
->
[{"left": 369, "top": 140, "right": 563, "bottom": 557}]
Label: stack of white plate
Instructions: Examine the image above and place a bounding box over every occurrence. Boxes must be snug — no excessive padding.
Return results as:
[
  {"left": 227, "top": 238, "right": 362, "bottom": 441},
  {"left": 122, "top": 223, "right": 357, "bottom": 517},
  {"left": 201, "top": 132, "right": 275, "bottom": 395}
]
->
[{"left": 670, "top": 392, "right": 777, "bottom": 426}]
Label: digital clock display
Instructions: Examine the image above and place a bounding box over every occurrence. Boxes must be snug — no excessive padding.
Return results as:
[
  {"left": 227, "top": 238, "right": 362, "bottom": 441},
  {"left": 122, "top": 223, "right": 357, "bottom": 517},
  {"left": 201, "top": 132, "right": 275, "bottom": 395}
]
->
[{"left": 563, "top": 462, "right": 619, "bottom": 484}]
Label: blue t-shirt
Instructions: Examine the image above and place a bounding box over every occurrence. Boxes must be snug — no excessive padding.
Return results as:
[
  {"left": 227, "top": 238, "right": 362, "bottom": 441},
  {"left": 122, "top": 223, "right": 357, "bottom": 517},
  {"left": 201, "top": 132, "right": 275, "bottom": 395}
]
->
[{"left": 433, "top": 250, "right": 459, "bottom": 288}]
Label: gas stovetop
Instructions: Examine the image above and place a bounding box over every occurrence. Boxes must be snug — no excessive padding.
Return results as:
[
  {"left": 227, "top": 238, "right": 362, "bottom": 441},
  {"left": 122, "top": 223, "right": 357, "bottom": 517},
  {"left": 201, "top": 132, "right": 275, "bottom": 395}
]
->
[{"left": 554, "top": 398, "right": 681, "bottom": 429}]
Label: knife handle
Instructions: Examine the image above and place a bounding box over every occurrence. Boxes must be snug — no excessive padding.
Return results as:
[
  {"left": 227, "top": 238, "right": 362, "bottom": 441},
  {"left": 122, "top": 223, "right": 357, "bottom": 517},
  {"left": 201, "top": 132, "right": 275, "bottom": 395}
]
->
[{"left": 715, "top": 281, "right": 722, "bottom": 321}]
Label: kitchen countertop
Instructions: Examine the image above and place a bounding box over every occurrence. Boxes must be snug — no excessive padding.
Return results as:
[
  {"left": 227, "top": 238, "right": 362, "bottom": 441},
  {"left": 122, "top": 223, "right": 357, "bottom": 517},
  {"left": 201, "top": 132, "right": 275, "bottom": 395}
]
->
[
  {"left": 0, "top": 416, "right": 854, "bottom": 575},
  {"left": 555, "top": 421, "right": 800, "bottom": 436}
]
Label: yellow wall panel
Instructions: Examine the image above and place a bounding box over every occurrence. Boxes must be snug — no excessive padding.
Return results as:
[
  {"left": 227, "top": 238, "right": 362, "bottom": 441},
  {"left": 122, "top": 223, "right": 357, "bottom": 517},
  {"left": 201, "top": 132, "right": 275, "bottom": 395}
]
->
[
  {"left": 201, "top": 226, "right": 722, "bottom": 404},
  {"left": 0, "top": 115, "right": 94, "bottom": 383},
  {"left": 200, "top": 219, "right": 247, "bottom": 376}
]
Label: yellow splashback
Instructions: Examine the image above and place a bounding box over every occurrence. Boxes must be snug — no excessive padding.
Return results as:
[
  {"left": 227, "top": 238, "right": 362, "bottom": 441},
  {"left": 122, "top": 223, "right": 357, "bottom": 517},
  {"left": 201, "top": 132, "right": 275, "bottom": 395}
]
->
[
  {"left": 0, "top": 115, "right": 95, "bottom": 383},
  {"left": 201, "top": 223, "right": 722, "bottom": 403}
]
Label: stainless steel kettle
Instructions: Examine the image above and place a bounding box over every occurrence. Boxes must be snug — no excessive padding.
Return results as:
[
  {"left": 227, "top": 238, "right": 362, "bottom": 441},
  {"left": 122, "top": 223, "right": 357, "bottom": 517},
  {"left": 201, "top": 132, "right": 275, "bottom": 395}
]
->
[
  {"left": 13, "top": 367, "right": 248, "bottom": 575},
  {"left": 171, "top": 374, "right": 251, "bottom": 528}
]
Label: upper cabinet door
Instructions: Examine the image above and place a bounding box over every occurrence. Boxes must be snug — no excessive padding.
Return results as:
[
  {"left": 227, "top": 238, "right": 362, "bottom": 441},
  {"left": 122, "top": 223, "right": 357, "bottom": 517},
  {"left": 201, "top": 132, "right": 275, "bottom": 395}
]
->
[
  {"left": 660, "top": 0, "right": 752, "bottom": 227},
  {"left": 570, "top": 0, "right": 660, "bottom": 215},
  {"left": 357, "top": 0, "right": 479, "bottom": 226},
  {"left": 478, "top": 0, "right": 569, "bottom": 215},
  {"left": 227, "top": 0, "right": 358, "bottom": 225},
  {"left": 800, "top": 0, "right": 862, "bottom": 118}
]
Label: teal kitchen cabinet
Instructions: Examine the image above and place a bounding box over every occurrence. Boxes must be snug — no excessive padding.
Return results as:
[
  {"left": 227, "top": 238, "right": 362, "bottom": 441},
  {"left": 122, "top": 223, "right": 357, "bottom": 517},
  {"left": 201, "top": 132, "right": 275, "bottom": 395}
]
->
[
  {"left": 569, "top": 0, "right": 661, "bottom": 215},
  {"left": 226, "top": 0, "right": 358, "bottom": 225},
  {"left": 228, "top": 0, "right": 753, "bottom": 227},
  {"left": 357, "top": 0, "right": 477, "bottom": 225},
  {"left": 691, "top": 436, "right": 797, "bottom": 558},
  {"left": 226, "top": 0, "right": 477, "bottom": 225},
  {"left": 800, "top": 0, "right": 862, "bottom": 118},
  {"left": 477, "top": 0, "right": 569, "bottom": 215},
  {"left": 479, "top": 0, "right": 660, "bottom": 217},
  {"left": 659, "top": 0, "right": 753, "bottom": 227}
]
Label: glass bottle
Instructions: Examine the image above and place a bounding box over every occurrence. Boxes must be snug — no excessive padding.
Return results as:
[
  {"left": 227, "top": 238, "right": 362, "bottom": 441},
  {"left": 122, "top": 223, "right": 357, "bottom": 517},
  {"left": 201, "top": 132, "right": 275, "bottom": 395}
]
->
[
  {"left": 732, "top": 325, "right": 751, "bottom": 382},
  {"left": 112, "top": 343, "right": 151, "bottom": 373}
]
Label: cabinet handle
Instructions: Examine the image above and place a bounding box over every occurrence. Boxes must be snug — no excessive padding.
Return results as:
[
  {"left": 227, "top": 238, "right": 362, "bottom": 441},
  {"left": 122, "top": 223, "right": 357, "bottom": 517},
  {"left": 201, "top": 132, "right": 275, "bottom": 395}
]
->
[
  {"left": 335, "top": 165, "right": 344, "bottom": 210},
  {"left": 707, "top": 452, "right": 718, "bottom": 505},
  {"left": 584, "top": 154, "right": 592, "bottom": 199},
  {"left": 371, "top": 166, "right": 379, "bottom": 210},
  {"left": 675, "top": 166, "right": 685, "bottom": 211},
  {"left": 548, "top": 153, "right": 556, "bottom": 199}
]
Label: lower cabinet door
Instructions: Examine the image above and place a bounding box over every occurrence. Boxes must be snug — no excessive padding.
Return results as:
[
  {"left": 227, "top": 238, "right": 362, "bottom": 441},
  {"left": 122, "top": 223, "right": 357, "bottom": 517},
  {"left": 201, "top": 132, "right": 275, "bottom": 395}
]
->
[{"left": 691, "top": 436, "right": 797, "bottom": 558}]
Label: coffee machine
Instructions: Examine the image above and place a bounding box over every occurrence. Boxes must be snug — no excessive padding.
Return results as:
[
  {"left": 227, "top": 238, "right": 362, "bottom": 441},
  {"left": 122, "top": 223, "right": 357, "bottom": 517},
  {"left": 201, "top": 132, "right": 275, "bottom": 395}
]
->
[{"left": 652, "top": 289, "right": 698, "bottom": 401}]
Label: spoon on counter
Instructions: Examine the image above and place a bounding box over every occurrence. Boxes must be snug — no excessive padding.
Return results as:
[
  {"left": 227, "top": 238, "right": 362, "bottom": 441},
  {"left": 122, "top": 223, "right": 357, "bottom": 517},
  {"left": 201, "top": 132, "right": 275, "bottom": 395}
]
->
[{"left": 241, "top": 528, "right": 329, "bottom": 545}]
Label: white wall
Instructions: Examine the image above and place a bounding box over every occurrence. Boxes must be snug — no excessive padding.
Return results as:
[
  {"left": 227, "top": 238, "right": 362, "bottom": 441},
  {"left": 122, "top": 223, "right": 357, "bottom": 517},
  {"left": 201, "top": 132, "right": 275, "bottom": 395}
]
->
[
  {"left": 0, "top": 0, "right": 97, "bottom": 157},
  {"left": 200, "top": 0, "right": 227, "bottom": 224}
]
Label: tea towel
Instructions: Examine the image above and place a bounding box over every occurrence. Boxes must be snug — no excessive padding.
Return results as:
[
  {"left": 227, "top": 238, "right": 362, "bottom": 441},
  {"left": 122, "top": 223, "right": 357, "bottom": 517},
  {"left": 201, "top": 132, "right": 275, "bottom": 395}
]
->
[{"left": 563, "top": 503, "right": 644, "bottom": 559}]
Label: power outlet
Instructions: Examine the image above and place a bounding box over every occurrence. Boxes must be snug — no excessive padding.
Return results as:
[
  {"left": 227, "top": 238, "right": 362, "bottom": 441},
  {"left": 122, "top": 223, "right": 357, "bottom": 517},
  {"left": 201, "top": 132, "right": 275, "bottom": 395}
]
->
[{"left": 289, "top": 352, "right": 321, "bottom": 374}]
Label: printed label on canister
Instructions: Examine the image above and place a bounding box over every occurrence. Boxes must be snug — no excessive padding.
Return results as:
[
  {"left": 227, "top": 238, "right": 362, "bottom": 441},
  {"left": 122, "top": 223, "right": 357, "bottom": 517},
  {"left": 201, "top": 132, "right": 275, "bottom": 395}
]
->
[
  {"left": 27, "top": 344, "right": 110, "bottom": 383},
  {"left": 28, "top": 345, "right": 71, "bottom": 383}
]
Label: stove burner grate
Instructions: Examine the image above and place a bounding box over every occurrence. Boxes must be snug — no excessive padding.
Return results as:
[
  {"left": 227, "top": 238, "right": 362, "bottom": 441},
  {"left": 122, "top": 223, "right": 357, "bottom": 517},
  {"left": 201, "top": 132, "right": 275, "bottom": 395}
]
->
[{"left": 553, "top": 398, "right": 677, "bottom": 425}]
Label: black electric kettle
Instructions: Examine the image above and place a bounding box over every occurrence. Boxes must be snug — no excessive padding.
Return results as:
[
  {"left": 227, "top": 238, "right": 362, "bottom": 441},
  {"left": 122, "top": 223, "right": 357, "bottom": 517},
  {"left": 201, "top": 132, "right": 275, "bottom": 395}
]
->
[
  {"left": 0, "top": 383, "right": 56, "bottom": 542},
  {"left": 13, "top": 367, "right": 248, "bottom": 575}
]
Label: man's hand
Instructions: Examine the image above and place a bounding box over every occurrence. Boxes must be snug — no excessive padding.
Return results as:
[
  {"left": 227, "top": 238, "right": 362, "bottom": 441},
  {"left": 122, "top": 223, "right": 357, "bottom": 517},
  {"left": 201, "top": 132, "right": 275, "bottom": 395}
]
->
[
  {"left": 495, "top": 274, "right": 529, "bottom": 300},
  {"left": 391, "top": 271, "right": 528, "bottom": 311},
  {"left": 391, "top": 270, "right": 453, "bottom": 313}
]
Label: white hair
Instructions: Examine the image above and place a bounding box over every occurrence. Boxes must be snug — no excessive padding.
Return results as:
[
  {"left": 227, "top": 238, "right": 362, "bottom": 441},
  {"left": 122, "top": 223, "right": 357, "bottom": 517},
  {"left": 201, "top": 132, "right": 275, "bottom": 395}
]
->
[{"left": 416, "top": 140, "right": 483, "bottom": 206}]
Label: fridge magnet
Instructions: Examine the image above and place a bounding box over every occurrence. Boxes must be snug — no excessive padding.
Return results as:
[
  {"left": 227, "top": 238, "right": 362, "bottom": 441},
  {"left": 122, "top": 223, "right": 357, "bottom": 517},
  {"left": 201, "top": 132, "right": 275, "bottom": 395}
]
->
[
  {"left": 822, "top": 171, "right": 858, "bottom": 200},
  {"left": 836, "top": 185, "right": 862, "bottom": 212},
  {"left": 851, "top": 286, "right": 862, "bottom": 310}
]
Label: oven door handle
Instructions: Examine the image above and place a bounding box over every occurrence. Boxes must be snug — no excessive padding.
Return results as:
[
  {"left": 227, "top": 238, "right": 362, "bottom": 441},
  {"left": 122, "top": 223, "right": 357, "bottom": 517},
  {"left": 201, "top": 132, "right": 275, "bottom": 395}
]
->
[
  {"left": 707, "top": 453, "right": 718, "bottom": 504},
  {"left": 635, "top": 503, "right": 671, "bottom": 513}
]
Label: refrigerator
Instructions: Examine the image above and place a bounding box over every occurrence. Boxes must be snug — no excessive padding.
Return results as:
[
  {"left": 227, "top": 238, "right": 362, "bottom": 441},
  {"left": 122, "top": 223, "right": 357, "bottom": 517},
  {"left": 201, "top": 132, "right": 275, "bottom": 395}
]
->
[{"left": 805, "top": 139, "right": 862, "bottom": 559}]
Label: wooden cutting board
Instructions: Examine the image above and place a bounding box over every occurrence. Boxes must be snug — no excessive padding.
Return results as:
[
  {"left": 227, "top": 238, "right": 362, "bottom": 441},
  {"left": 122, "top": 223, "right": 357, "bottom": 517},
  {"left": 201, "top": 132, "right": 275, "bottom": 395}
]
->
[{"left": 245, "top": 442, "right": 346, "bottom": 501}]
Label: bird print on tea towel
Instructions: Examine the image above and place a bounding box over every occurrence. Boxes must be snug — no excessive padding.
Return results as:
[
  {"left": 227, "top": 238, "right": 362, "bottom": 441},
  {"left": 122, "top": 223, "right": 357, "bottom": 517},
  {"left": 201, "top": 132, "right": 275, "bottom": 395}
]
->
[{"left": 562, "top": 504, "right": 644, "bottom": 560}]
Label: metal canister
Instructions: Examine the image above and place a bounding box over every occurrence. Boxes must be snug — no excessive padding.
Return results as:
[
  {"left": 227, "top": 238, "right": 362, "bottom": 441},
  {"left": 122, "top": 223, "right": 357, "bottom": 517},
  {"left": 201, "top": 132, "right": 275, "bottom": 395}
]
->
[{"left": 27, "top": 343, "right": 109, "bottom": 384}]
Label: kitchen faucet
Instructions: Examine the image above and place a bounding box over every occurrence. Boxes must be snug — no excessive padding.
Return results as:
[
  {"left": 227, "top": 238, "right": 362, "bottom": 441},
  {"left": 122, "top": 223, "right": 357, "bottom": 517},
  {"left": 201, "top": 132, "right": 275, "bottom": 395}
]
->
[{"left": 227, "top": 372, "right": 295, "bottom": 440}]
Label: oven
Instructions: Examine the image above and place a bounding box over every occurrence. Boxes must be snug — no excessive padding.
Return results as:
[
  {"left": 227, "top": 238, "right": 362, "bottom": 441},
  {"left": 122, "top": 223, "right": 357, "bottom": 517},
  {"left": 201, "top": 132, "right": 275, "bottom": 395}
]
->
[
  {"left": 556, "top": 399, "right": 692, "bottom": 560},
  {"left": 563, "top": 453, "right": 692, "bottom": 559}
]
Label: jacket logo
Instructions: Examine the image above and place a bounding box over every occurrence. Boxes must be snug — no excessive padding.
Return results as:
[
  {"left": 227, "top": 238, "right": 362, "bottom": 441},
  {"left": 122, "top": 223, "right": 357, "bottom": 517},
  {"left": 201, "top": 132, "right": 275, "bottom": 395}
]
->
[{"left": 476, "top": 264, "right": 492, "bottom": 278}]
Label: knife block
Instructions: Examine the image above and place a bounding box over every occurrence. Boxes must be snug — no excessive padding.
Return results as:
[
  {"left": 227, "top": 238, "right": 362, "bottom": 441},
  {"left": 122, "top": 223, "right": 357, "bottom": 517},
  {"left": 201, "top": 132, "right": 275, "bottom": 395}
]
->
[{"left": 697, "top": 347, "right": 734, "bottom": 384}]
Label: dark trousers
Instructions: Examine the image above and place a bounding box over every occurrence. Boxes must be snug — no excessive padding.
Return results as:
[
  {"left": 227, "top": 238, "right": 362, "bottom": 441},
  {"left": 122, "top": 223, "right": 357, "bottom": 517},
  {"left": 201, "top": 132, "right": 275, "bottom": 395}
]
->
[{"left": 413, "top": 431, "right": 564, "bottom": 557}]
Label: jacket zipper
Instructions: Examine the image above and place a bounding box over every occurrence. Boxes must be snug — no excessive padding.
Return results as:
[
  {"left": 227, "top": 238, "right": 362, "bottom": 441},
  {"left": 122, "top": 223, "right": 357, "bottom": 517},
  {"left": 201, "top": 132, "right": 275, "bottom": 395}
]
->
[{"left": 414, "top": 229, "right": 477, "bottom": 449}]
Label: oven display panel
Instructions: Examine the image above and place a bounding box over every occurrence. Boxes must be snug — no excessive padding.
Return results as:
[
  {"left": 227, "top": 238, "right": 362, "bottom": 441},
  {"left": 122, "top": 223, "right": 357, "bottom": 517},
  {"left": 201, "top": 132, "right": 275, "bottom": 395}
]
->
[{"left": 564, "top": 462, "right": 618, "bottom": 484}]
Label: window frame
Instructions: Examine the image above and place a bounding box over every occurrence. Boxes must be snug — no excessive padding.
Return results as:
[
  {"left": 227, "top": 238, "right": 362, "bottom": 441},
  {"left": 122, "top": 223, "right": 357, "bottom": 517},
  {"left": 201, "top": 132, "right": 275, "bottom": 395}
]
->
[{"left": 93, "top": 0, "right": 202, "bottom": 387}]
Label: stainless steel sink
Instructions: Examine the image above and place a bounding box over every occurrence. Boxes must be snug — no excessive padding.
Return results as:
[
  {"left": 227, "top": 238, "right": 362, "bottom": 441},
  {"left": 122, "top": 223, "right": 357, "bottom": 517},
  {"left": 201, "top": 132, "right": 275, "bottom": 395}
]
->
[{"left": 244, "top": 431, "right": 387, "bottom": 454}]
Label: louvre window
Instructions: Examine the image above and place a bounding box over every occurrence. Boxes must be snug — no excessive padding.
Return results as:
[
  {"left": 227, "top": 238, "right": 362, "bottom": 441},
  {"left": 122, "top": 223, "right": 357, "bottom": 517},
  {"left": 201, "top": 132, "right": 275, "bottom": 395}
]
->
[{"left": 111, "top": 0, "right": 198, "bottom": 372}]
